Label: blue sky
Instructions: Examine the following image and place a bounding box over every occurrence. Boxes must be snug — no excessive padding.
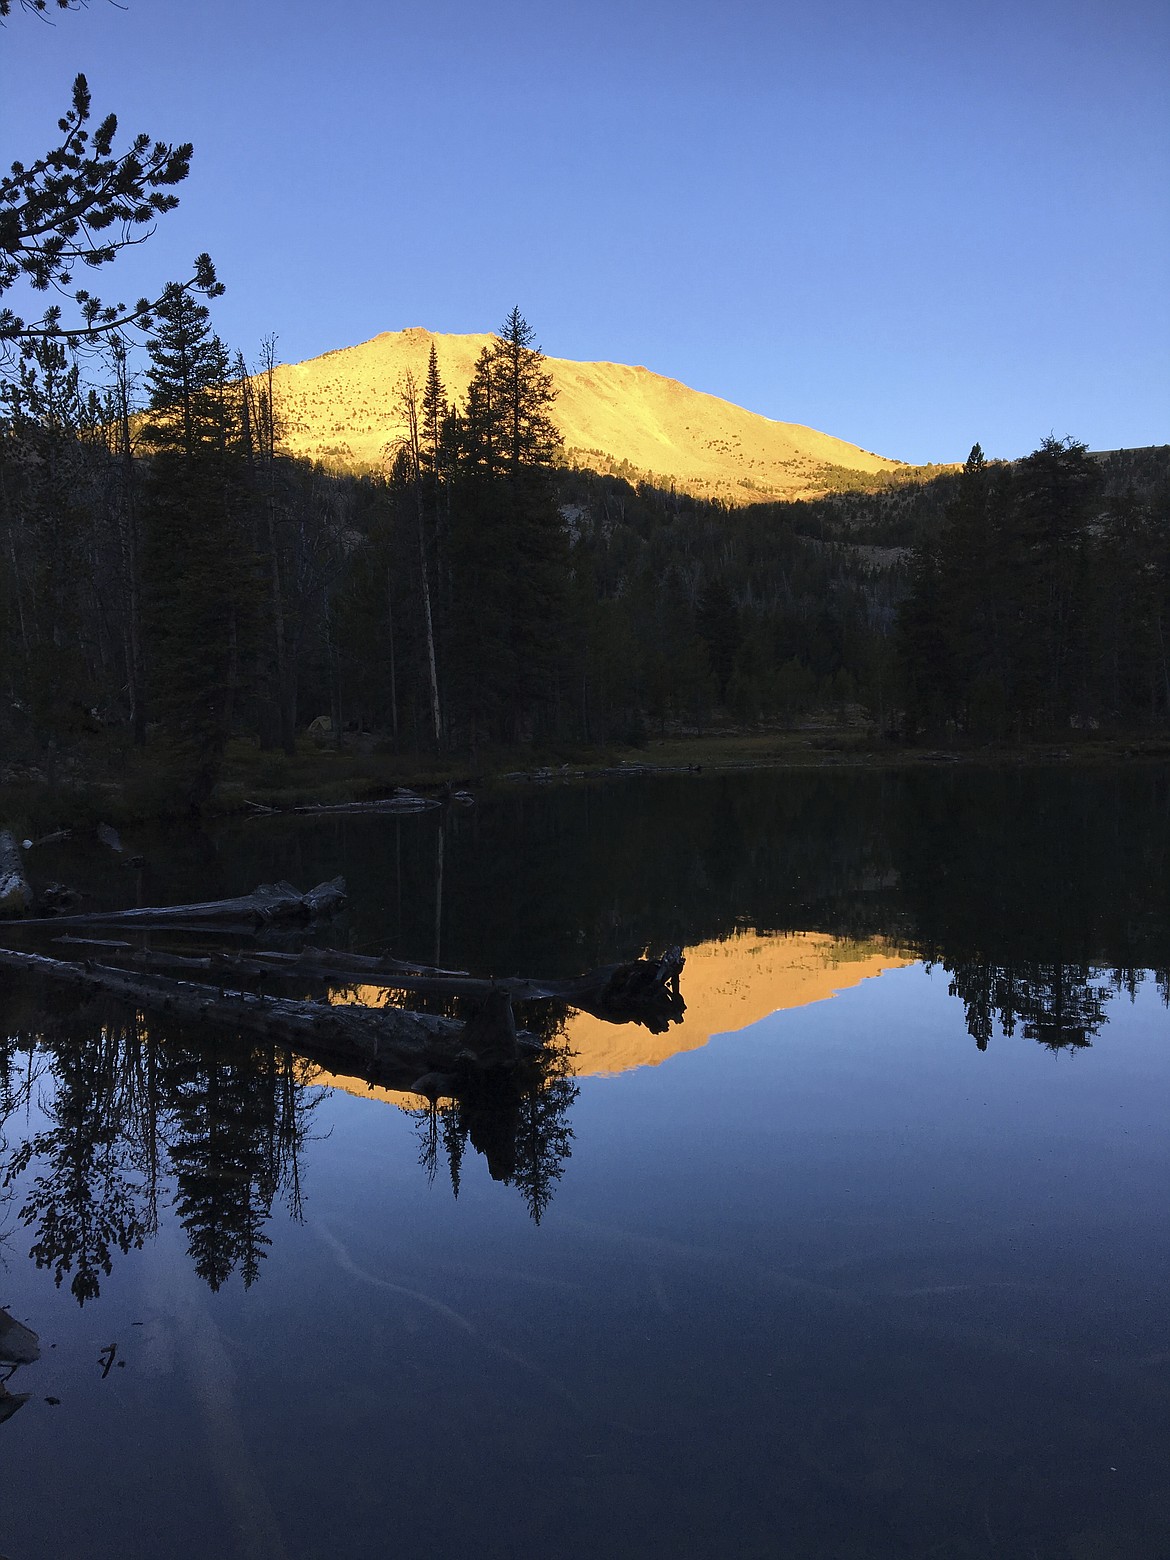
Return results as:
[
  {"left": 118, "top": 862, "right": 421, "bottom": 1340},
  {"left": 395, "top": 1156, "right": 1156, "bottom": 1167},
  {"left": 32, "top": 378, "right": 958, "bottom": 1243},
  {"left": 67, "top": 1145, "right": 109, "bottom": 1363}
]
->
[{"left": 5, "top": 0, "right": 1168, "bottom": 462}]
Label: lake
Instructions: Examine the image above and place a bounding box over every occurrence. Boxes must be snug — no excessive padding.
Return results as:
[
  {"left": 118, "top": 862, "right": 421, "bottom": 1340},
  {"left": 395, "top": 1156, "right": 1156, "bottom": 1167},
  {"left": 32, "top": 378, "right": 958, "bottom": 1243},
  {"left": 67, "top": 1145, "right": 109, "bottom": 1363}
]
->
[{"left": 2, "top": 766, "right": 1168, "bottom": 1560}]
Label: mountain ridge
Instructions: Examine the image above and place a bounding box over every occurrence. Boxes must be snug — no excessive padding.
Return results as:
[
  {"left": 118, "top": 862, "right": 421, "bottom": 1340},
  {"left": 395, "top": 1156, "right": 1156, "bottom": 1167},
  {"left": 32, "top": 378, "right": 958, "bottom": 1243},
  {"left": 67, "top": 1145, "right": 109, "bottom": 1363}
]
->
[{"left": 269, "top": 327, "right": 905, "bottom": 502}]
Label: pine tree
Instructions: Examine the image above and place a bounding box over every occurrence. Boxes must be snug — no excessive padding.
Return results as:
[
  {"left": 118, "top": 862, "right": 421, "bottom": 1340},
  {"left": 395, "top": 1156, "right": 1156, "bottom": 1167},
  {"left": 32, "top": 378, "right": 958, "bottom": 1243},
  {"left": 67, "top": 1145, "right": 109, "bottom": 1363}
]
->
[
  {"left": 421, "top": 342, "right": 447, "bottom": 478},
  {"left": 141, "top": 284, "right": 252, "bottom": 804},
  {"left": 1006, "top": 437, "right": 1101, "bottom": 730},
  {"left": 0, "top": 342, "right": 101, "bottom": 740},
  {"left": 447, "top": 310, "right": 569, "bottom": 743},
  {"left": 460, "top": 345, "right": 503, "bottom": 476},
  {"left": 696, "top": 575, "right": 742, "bottom": 700},
  {"left": 1, "top": 61, "right": 220, "bottom": 353},
  {"left": 493, "top": 307, "right": 561, "bottom": 475}
]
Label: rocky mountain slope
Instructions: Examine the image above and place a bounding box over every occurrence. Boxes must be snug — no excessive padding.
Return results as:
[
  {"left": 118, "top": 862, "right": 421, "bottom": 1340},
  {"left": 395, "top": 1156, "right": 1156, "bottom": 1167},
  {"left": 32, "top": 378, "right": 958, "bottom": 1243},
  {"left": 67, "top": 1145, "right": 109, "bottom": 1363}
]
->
[{"left": 270, "top": 327, "right": 903, "bottom": 501}]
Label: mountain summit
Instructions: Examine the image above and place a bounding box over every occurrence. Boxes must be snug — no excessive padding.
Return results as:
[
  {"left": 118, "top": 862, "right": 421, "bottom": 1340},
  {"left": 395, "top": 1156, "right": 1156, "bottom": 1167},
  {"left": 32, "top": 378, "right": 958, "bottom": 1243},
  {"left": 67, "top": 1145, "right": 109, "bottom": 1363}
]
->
[{"left": 270, "top": 327, "right": 903, "bottom": 500}]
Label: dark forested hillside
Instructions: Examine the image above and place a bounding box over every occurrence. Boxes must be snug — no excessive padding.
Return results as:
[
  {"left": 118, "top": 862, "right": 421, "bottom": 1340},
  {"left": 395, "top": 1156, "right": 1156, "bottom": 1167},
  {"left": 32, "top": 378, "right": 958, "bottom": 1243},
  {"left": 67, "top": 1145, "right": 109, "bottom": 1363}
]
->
[
  {"left": 2, "top": 306, "right": 1168, "bottom": 808},
  {"left": 898, "top": 441, "right": 1170, "bottom": 739}
]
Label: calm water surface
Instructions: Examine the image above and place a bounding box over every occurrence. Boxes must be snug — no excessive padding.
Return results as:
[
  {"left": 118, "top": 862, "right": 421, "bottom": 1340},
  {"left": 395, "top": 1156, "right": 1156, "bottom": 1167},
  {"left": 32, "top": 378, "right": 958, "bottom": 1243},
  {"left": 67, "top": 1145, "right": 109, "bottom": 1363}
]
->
[{"left": 2, "top": 768, "right": 1168, "bottom": 1560}]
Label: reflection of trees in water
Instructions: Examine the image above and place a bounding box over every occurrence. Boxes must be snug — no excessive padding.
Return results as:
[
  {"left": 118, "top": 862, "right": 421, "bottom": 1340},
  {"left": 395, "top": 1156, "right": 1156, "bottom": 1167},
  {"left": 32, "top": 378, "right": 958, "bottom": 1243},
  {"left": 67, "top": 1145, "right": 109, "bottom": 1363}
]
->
[
  {"left": 6, "top": 1037, "right": 149, "bottom": 1303},
  {"left": 415, "top": 1049, "right": 578, "bottom": 1225},
  {"left": 159, "top": 1039, "right": 313, "bottom": 1291},
  {"left": 0, "top": 996, "right": 318, "bottom": 1304},
  {"left": 943, "top": 960, "right": 1167, "bottom": 1052},
  {"left": 892, "top": 767, "right": 1170, "bottom": 1053},
  {"left": 212, "top": 766, "right": 1168, "bottom": 982},
  {"left": 414, "top": 1006, "right": 579, "bottom": 1224},
  {"left": 1, "top": 987, "right": 584, "bottom": 1301}
]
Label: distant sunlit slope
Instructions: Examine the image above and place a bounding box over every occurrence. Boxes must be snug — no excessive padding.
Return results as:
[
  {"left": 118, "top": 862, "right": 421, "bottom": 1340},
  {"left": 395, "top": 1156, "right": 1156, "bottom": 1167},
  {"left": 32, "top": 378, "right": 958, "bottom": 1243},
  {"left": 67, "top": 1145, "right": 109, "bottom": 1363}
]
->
[{"left": 271, "top": 327, "right": 903, "bottom": 501}]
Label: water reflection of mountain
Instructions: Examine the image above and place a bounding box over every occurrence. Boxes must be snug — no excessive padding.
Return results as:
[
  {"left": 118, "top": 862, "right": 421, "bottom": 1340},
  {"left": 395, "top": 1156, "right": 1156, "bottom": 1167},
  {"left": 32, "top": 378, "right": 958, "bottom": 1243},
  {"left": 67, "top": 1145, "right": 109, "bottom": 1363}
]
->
[
  {"left": 565, "top": 930, "right": 913, "bottom": 1073},
  {"left": 325, "top": 931, "right": 913, "bottom": 1091}
]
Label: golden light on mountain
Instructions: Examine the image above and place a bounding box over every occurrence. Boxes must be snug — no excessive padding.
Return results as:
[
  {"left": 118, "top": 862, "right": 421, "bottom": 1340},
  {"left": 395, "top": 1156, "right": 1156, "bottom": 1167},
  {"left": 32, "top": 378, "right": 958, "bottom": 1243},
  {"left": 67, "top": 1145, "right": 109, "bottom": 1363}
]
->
[
  {"left": 312, "top": 928, "right": 914, "bottom": 1109},
  {"left": 271, "top": 327, "right": 903, "bottom": 501}
]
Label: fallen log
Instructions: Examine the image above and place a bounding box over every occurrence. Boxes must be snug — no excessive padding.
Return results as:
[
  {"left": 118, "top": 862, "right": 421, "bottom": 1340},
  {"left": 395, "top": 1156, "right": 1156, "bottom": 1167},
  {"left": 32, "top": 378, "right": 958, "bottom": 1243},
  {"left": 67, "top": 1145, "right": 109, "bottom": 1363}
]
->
[
  {"left": 0, "top": 944, "right": 536, "bottom": 1090},
  {"left": 293, "top": 793, "right": 440, "bottom": 815},
  {"left": 27, "top": 828, "right": 72, "bottom": 848},
  {"left": 0, "top": 1385, "right": 31, "bottom": 1427},
  {"left": 0, "top": 1308, "right": 39, "bottom": 1367},
  {"left": 26, "top": 939, "right": 686, "bottom": 1031},
  {"left": 52, "top": 937, "right": 214, "bottom": 973},
  {"left": 0, "top": 831, "right": 32, "bottom": 917},
  {"left": 215, "top": 945, "right": 687, "bottom": 1032},
  {"left": 52, "top": 936, "right": 133, "bottom": 949},
  {"left": 221, "top": 947, "right": 470, "bottom": 979},
  {"left": 1, "top": 877, "right": 346, "bottom": 932},
  {"left": 128, "top": 948, "right": 215, "bottom": 972}
]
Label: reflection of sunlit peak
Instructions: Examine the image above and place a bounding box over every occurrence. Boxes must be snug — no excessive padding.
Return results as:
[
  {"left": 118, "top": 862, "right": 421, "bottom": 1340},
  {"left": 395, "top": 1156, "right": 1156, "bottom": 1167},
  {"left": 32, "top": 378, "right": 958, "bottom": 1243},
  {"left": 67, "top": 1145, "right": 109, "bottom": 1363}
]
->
[
  {"left": 564, "top": 929, "right": 915, "bottom": 1077},
  {"left": 326, "top": 984, "right": 389, "bottom": 1009},
  {"left": 311, "top": 1069, "right": 436, "bottom": 1111},
  {"left": 312, "top": 931, "right": 914, "bottom": 1109}
]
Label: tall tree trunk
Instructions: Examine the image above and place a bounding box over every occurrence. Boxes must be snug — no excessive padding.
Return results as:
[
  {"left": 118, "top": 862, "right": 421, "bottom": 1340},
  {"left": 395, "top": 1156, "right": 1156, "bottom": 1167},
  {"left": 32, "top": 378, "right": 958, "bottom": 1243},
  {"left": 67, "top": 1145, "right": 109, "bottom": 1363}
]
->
[
  {"left": 113, "top": 351, "right": 146, "bottom": 745},
  {"left": 417, "top": 500, "right": 442, "bottom": 749},
  {"left": 385, "top": 566, "right": 399, "bottom": 751},
  {"left": 400, "top": 374, "right": 442, "bottom": 749}
]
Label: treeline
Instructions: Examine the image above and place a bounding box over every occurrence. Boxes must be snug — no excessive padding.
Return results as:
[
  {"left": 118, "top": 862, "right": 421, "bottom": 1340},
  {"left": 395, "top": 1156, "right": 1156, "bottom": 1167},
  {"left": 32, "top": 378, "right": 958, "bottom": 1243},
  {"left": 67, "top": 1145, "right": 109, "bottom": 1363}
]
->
[
  {"left": 899, "top": 440, "right": 1170, "bottom": 738},
  {"left": 3, "top": 301, "right": 1169, "bottom": 804}
]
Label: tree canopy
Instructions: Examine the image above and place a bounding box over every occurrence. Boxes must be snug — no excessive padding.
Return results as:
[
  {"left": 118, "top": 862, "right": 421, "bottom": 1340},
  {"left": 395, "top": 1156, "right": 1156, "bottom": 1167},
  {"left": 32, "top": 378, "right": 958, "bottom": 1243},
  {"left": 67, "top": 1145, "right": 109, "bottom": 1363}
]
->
[{"left": 1, "top": 71, "right": 220, "bottom": 353}]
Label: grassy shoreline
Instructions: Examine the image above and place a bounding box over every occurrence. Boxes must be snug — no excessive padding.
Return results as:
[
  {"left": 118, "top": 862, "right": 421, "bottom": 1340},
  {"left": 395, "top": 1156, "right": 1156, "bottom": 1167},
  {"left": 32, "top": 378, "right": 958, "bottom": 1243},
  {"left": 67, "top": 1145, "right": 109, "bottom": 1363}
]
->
[{"left": 2, "top": 723, "right": 1169, "bottom": 837}]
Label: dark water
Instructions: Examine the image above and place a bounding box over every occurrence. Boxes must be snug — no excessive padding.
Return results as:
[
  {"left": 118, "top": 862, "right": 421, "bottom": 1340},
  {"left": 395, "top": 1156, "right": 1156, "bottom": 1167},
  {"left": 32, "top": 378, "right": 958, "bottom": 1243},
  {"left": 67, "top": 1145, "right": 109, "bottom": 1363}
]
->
[{"left": 2, "top": 767, "right": 1168, "bottom": 1560}]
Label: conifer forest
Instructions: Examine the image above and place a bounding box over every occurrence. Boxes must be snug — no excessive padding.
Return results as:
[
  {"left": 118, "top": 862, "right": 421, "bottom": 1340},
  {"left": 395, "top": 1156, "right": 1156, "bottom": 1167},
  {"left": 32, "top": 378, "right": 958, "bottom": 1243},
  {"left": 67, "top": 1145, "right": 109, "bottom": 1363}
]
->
[{"left": 3, "top": 303, "right": 1168, "bottom": 810}]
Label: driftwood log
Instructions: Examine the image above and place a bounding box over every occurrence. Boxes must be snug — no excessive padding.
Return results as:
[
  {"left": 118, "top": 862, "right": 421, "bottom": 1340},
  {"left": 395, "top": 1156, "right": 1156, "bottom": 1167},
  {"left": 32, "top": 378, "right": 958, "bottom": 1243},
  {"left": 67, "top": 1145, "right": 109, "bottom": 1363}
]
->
[
  {"left": 3, "top": 877, "right": 346, "bottom": 933},
  {"left": 34, "top": 929, "right": 685, "bottom": 1033},
  {"left": 226, "top": 946, "right": 687, "bottom": 1032},
  {"left": 32, "top": 941, "right": 686, "bottom": 1032},
  {"left": 0, "top": 831, "right": 32, "bottom": 917},
  {"left": 293, "top": 793, "right": 440, "bottom": 815},
  {"left": 0, "top": 945, "right": 536, "bottom": 1095}
]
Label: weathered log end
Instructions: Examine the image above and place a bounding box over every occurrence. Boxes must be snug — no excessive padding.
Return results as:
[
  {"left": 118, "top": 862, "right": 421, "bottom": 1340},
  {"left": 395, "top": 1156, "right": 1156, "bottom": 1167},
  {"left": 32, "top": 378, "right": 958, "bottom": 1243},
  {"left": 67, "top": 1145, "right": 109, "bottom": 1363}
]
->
[
  {"left": 302, "top": 876, "right": 347, "bottom": 920},
  {"left": 408, "top": 1071, "right": 461, "bottom": 1101},
  {"left": 0, "top": 831, "right": 33, "bottom": 917},
  {"left": 595, "top": 946, "right": 687, "bottom": 1033},
  {"left": 251, "top": 877, "right": 347, "bottom": 925},
  {"left": 460, "top": 988, "right": 521, "bottom": 1067},
  {"left": 0, "top": 1386, "right": 31, "bottom": 1426},
  {"left": 0, "top": 1307, "right": 40, "bottom": 1366}
]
